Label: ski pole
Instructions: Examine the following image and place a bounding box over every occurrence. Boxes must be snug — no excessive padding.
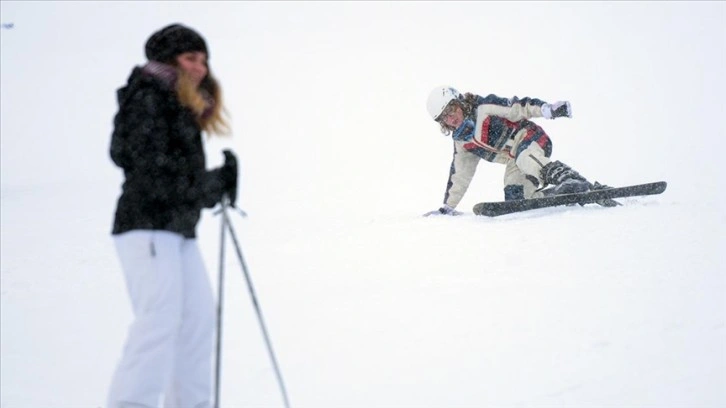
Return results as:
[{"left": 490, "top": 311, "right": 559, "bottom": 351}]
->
[
  {"left": 214, "top": 197, "right": 228, "bottom": 408},
  {"left": 221, "top": 202, "right": 291, "bottom": 408}
]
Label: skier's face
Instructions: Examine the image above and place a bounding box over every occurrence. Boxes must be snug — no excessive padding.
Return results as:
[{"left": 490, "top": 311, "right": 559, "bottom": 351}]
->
[
  {"left": 176, "top": 51, "right": 208, "bottom": 87},
  {"left": 440, "top": 103, "right": 464, "bottom": 129}
]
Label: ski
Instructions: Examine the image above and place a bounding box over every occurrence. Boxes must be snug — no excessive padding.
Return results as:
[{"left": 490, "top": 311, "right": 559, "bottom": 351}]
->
[{"left": 473, "top": 181, "right": 667, "bottom": 217}]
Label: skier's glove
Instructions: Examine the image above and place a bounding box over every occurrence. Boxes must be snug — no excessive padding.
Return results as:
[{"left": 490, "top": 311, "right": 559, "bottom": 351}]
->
[
  {"left": 423, "top": 204, "right": 462, "bottom": 217},
  {"left": 221, "top": 150, "right": 238, "bottom": 206},
  {"left": 541, "top": 101, "right": 572, "bottom": 119}
]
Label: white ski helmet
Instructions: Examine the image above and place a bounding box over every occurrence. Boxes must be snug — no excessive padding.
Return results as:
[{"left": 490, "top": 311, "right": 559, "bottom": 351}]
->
[{"left": 427, "top": 86, "right": 461, "bottom": 121}]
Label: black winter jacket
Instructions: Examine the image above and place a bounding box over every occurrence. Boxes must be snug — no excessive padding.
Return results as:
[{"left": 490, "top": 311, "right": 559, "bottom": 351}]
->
[{"left": 110, "top": 67, "right": 225, "bottom": 238}]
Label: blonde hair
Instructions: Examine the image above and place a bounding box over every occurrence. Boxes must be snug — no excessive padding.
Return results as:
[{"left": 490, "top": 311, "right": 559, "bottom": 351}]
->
[
  {"left": 176, "top": 69, "right": 230, "bottom": 136},
  {"left": 438, "top": 121, "right": 455, "bottom": 136},
  {"left": 437, "top": 98, "right": 475, "bottom": 136}
]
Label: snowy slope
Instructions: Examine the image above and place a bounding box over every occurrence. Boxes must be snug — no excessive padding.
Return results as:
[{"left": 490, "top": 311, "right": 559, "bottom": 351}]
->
[{"left": 2, "top": 2, "right": 725, "bottom": 407}]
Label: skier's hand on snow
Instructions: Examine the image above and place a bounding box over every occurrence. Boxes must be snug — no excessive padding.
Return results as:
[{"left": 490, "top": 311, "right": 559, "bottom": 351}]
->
[
  {"left": 541, "top": 101, "right": 572, "bottom": 119},
  {"left": 423, "top": 204, "right": 462, "bottom": 217}
]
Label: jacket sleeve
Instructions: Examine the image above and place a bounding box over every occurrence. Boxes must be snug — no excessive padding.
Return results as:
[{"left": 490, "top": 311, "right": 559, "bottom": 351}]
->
[
  {"left": 109, "top": 87, "right": 182, "bottom": 203},
  {"left": 476, "top": 94, "right": 547, "bottom": 122},
  {"left": 443, "top": 141, "right": 480, "bottom": 209},
  {"left": 199, "top": 167, "right": 226, "bottom": 208},
  {"left": 110, "top": 87, "right": 173, "bottom": 170}
]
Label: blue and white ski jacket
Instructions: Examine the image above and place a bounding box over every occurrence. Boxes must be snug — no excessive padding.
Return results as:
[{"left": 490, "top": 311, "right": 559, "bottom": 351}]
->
[{"left": 443, "top": 93, "right": 553, "bottom": 208}]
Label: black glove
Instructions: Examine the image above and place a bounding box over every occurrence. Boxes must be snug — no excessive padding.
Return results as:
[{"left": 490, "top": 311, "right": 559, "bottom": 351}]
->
[
  {"left": 541, "top": 101, "right": 572, "bottom": 119},
  {"left": 221, "top": 149, "right": 238, "bottom": 206}
]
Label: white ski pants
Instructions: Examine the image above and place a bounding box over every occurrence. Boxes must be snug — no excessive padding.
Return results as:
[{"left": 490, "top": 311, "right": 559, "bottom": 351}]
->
[
  {"left": 107, "top": 230, "right": 215, "bottom": 408},
  {"left": 503, "top": 143, "right": 552, "bottom": 199}
]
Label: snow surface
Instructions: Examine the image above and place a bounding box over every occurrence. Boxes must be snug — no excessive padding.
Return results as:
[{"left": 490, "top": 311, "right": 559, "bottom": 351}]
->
[{"left": 1, "top": 2, "right": 725, "bottom": 407}]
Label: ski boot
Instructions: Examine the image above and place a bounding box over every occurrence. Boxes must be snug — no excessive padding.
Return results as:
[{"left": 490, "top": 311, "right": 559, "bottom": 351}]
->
[{"left": 540, "top": 161, "right": 591, "bottom": 196}]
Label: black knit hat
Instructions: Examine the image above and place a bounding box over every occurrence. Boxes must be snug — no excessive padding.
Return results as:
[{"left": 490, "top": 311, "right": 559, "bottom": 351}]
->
[{"left": 145, "top": 24, "right": 208, "bottom": 64}]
